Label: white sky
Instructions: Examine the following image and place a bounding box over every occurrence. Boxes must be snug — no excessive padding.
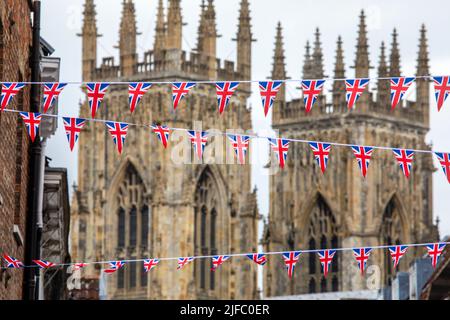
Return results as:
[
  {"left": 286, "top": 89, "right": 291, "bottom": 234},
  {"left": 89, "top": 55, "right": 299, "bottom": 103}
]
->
[{"left": 41, "top": 0, "right": 450, "bottom": 238}]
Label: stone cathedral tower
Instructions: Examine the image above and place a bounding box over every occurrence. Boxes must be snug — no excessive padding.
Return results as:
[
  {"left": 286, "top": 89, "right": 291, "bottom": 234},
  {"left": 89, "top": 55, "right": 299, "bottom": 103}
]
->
[
  {"left": 71, "top": 0, "right": 259, "bottom": 300},
  {"left": 263, "top": 11, "right": 439, "bottom": 297}
]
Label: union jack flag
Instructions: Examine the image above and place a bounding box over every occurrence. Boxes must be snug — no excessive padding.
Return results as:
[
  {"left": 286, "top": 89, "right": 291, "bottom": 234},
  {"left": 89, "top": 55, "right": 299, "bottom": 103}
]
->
[
  {"left": 105, "top": 121, "right": 129, "bottom": 154},
  {"left": 426, "top": 243, "right": 446, "bottom": 268},
  {"left": 268, "top": 138, "right": 290, "bottom": 169},
  {"left": 172, "top": 82, "right": 196, "bottom": 110},
  {"left": 435, "top": 152, "right": 450, "bottom": 183},
  {"left": 216, "top": 82, "right": 239, "bottom": 114},
  {"left": 143, "top": 259, "right": 160, "bottom": 272},
  {"left": 86, "top": 82, "right": 110, "bottom": 118},
  {"left": 1, "top": 82, "right": 26, "bottom": 111},
  {"left": 432, "top": 76, "right": 450, "bottom": 111},
  {"left": 177, "top": 257, "right": 194, "bottom": 270},
  {"left": 351, "top": 145, "right": 374, "bottom": 178},
  {"left": 128, "top": 82, "right": 152, "bottom": 113},
  {"left": 104, "top": 261, "right": 125, "bottom": 274},
  {"left": 345, "top": 78, "right": 369, "bottom": 109},
  {"left": 151, "top": 124, "right": 171, "bottom": 148},
  {"left": 42, "top": 83, "right": 67, "bottom": 113},
  {"left": 301, "top": 80, "right": 326, "bottom": 113},
  {"left": 2, "top": 254, "right": 24, "bottom": 269},
  {"left": 211, "top": 255, "right": 230, "bottom": 271},
  {"left": 187, "top": 130, "right": 208, "bottom": 160},
  {"left": 309, "top": 142, "right": 332, "bottom": 174},
  {"left": 63, "top": 117, "right": 86, "bottom": 151},
  {"left": 388, "top": 245, "right": 408, "bottom": 269},
  {"left": 390, "top": 77, "right": 415, "bottom": 110},
  {"left": 259, "top": 81, "right": 282, "bottom": 117},
  {"left": 227, "top": 134, "right": 250, "bottom": 165},
  {"left": 19, "top": 112, "right": 42, "bottom": 142},
  {"left": 72, "top": 263, "right": 89, "bottom": 271},
  {"left": 353, "top": 248, "right": 372, "bottom": 275},
  {"left": 282, "top": 251, "right": 301, "bottom": 279},
  {"left": 317, "top": 250, "right": 336, "bottom": 278},
  {"left": 392, "top": 149, "right": 414, "bottom": 179},
  {"left": 246, "top": 253, "right": 267, "bottom": 266},
  {"left": 33, "top": 260, "right": 56, "bottom": 269}
]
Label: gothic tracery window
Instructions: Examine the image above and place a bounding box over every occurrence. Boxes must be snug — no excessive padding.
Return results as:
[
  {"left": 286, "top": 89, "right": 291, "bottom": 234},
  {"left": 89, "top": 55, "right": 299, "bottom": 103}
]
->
[
  {"left": 194, "top": 168, "right": 223, "bottom": 298},
  {"left": 115, "top": 164, "right": 150, "bottom": 291},
  {"left": 306, "top": 195, "right": 339, "bottom": 293}
]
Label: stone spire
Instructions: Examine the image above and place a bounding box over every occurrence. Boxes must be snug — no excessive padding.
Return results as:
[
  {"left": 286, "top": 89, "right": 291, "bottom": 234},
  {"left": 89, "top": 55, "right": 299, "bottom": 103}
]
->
[
  {"left": 271, "top": 22, "right": 287, "bottom": 121},
  {"left": 332, "top": 36, "right": 346, "bottom": 109},
  {"left": 302, "top": 41, "right": 313, "bottom": 79},
  {"left": 201, "top": 0, "right": 218, "bottom": 78},
  {"left": 79, "top": 0, "right": 100, "bottom": 81},
  {"left": 153, "top": 0, "right": 166, "bottom": 53},
  {"left": 166, "top": 0, "right": 183, "bottom": 50},
  {"left": 312, "top": 28, "right": 324, "bottom": 79},
  {"left": 416, "top": 24, "right": 430, "bottom": 125},
  {"left": 389, "top": 28, "right": 401, "bottom": 77},
  {"left": 377, "top": 42, "right": 390, "bottom": 108},
  {"left": 234, "top": 0, "right": 254, "bottom": 92},
  {"left": 353, "top": 10, "right": 371, "bottom": 78},
  {"left": 196, "top": 0, "right": 207, "bottom": 53},
  {"left": 119, "top": 0, "right": 138, "bottom": 77}
]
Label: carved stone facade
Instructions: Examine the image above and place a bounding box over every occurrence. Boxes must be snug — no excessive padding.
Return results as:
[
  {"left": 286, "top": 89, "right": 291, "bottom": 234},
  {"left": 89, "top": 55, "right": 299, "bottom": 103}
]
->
[
  {"left": 71, "top": 0, "right": 259, "bottom": 299},
  {"left": 263, "top": 12, "right": 439, "bottom": 297}
]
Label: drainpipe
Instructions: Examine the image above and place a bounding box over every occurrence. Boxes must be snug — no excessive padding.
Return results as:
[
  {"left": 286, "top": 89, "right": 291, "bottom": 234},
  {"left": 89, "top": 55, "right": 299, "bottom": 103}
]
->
[{"left": 23, "top": 0, "right": 42, "bottom": 300}]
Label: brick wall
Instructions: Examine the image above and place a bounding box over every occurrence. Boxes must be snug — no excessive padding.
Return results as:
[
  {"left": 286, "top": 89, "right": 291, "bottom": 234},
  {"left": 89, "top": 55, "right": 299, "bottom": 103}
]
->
[{"left": 0, "top": 0, "right": 33, "bottom": 300}]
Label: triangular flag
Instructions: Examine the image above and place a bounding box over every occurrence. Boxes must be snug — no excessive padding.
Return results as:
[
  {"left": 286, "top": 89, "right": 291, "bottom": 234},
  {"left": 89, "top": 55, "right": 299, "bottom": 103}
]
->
[
  {"left": 33, "top": 259, "right": 56, "bottom": 269},
  {"left": 86, "top": 82, "right": 110, "bottom": 118},
  {"left": 187, "top": 130, "right": 208, "bottom": 160},
  {"left": 172, "top": 82, "right": 196, "bottom": 110},
  {"left": 426, "top": 243, "right": 446, "bottom": 268},
  {"left": 151, "top": 125, "right": 170, "bottom": 148},
  {"left": 317, "top": 250, "right": 336, "bottom": 278},
  {"left": 216, "top": 82, "right": 239, "bottom": 114},
  {"left": 268, "top": 138, "right": 290, "bottom": 169},
  {"left": 388, "top": 246, "right": 408, "bottom": 269},
  {"left": 1, "top": 82, "right": 26, "bottom": 111},
  {"left": 177, "top": 257, "right": 194, "bottom": 270},
  {"left": 351, "top": 145, "right": 374, "bottom": 178},
  {"left": 282, "top": 251, "right": 301, "bottom": 279},
  {"left": 390, "top": 77, "right": 415, "bottom": 110},
  {"left": 211, "top": 255, "right": 230, "bottom": 271},
  {"left": 227, "top": 134, "right": 250, "bottom": 165},
  {"left": 63, "top": 117, "right": 86, "bottom": 151},
  {"left": 432, "top": 76, "right": 450, "bottom": 111},
  {"left": 246, "top": 253, "right": 267, "bottom": 266},
  {"left": 345, "top": 78, "right": 369, "bottom": 109},
  {"left": 259, "top": 81, "right": 282, "bottom": 117},
  {"left": 105, "top": 121, "right": 129, "bottom": 154},
  {"left": 104, "top": 261, "right": 125, "bottom": 274},
  {"left": 19, "top": 112, "right": 42, "bottom": 142},
  {"left": 143, "top": 259, "right": 160, "bottom": 272},
  {"left": 42, "top": 83, "right": 67, "bottom": 113},
  {"left": 302, "top": 80, "right": 326, "bottom": 112},
  {"left": 435, "top": 152, "right": 450, "bottom": 183},
  {"left": 352, "top": 248, "right": 372, "bottom": 275},
  {"left": 392, "top": 149, "right": 414, "bottom": 178},
  {"left": 309, "top": 142, "right": 331, "bottom": 174},
  {"left": 128, "top": 82, "right": 152, "bottom": 113}
]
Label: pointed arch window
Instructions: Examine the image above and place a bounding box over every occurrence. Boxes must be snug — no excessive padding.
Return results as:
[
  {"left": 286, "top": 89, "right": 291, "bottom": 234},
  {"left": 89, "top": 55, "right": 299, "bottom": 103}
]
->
[
  {"left": 306, "top": 195, "right": 339, "bottom": 293},
  {"left": 118, "top": 208, "right": 125, "bottom": 248},
  {"left": 141, "top": 205, "right": 149, "bottom": 247}
]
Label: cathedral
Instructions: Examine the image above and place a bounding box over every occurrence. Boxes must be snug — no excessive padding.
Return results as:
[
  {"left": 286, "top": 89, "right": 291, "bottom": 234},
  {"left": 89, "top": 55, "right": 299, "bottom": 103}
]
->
[
  {"left": 71, "top": 0, "right": 259, "bottom": 299},
  {"left": 263, "top": 11, "right": 439, "bottom": 297}
]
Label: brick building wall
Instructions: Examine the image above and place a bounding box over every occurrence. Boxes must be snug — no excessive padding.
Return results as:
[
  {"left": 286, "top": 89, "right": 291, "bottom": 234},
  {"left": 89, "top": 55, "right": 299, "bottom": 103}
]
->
[{"left": 0, "top": 0, "right": 33, "bottom": 300}]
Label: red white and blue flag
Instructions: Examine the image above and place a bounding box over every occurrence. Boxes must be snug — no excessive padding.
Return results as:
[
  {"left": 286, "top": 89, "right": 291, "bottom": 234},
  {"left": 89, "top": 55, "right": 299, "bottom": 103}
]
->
[
  {"left": 63, "top": 117, "right": 86, "bottom": 151},
  {"left": 143, "top": 259, "right": 160, "bottom": 272},
  {"left": 353, "top": 248, "right": 372, "bottom": 275},
  {"left": 432, "top": 76, "right": 450, "bottom": 111},
  {"left": 33, "top": 260, "right": 56, "bottom": 269},
  {"left": 172, "top": 82, "right": 196, "bottom": 110},
  {"left": 388, "top": 245, "right": 408, "bottom": 269},
  {"left": 104, "top": 261, "right": 125, "bottom": 274},
  {"left": 105, "top": 121, "right": 129, "bottom": 154},
  {"left": 268, "top": 138, "right": 290, "bottom": 169},
  {"left": 309, "top": 142, "right": 332, "bottom": 174},
  {"left": 86, "top": 82, "right": 110, "bottom": 118},
  {"left": 2, "top": 254, "right": 24, "bottom": 269},
  {"left": 128, "top": 82, "right": 152, "bottom": 113},
  {"left": 259, "top": 81, "right": 282, "bottom": 117},
  {"left": 426, "top": 243, "right": 446, "bottom": 268},
  {"left": 188, "top": 130, "right": 208, "bottom": 160},
  {"left": 351, "top": 145, "right": 374, "bottom": 178},
  {"left": 19, "top": 112, "right": 42, "bottom": 142},
  {"left": 227, "top": 134, "right": 250, "bottom": 165},
  {"left": 392, "top": 149, "right": 414, "bottom": 179},
  {"left": 1, "top": 82, "right": 26, "bottom": 111},
  {"left": 216, "top": 82, "right": 239, "bottom": 114},
  {"left": 177, "top": 257, "right": 194, "bottom": 270},
  {"left": 151, "top": 124, "right": 171, "bottom": 148},
  {"left": 42, "top": 83, "right": 67, "bottom": 113},
  {"left": 301, "top": 80, "right": 326, "bottom": 113},
  {"left": 211, "top": 255, "right": 230, "bottom": 271},
  {"left": 435, "top": 152, "right": 450, "bottom": 183},
  {"left": 72, "top": 263, "right": 89, "bottom": 271},
  {"left": 390, "top": 77, "right": 415, "bottom": 110},
  {"left": 282, "top": 251, "right": 301, "bottom": 279},
  {"left": 317, "top": 250, "right": 336, "bottom": 278},
  {"left": 345, "top": 78, "right": 369, "bottom": 109},
  {"left": 246, "top": 253, "right": 267, "bottom": 266}
]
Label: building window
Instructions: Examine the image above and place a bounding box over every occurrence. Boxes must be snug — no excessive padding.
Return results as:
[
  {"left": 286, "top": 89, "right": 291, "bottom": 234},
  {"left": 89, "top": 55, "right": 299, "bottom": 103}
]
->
[
  {"left": 118, "top": 208, "right": 125, "bottom": 248},
  {"left": 118, "top": 270, "right": 125, "bottom": 289},
  {"left": 141, "top": 205, "right": 149, "bottom": 247},
  {"left": 194, "top": 168, "right": 224, "bottom": 297},
  {"left": 129, "top": 206, "right": 137, "bottom": 247},
  {"left": 306, "top": 195, "right": 339, "bottom": 293},
  {"left": 129, "top": 258, "right": 136, "bottom": 288},
  {"left": 141, "top": 267, "right": 148, "bottom": 287}
]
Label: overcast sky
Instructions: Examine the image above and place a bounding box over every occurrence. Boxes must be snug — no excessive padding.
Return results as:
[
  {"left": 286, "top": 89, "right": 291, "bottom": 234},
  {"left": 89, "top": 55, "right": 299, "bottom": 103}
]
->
[{"left": 41, "top": 0, "right": 450, "bottom": 238}]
